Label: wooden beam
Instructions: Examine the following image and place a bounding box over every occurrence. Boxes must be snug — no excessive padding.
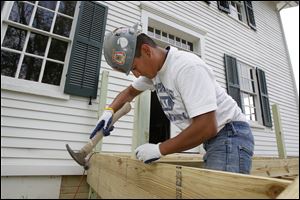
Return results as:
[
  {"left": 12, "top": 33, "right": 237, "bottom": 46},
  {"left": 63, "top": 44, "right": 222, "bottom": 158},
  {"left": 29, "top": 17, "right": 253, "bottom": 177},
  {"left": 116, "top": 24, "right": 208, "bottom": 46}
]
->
[
  {"left": 99, "top": 153, "right": 299, "bottom": 178},
  {"left": 272, "top": 104, "right": 287, "bottom": 159},
  {"left": 158, "top": 155, "right": 299, "bottom": 178},
  {"left": 94, "top": 70, "right": 109, "bottom": 152},
  {"left": 87, "top": 153, "right": 293, "bottom": 199},
  {"left": 276, "top": 176, "right": 299, "bottom": 199},
  {"left": 251, "top": 157, "right": 298, "bottom": 178},
  {"left": 131, "top": 90, "right": 151, "bottom": 158}
]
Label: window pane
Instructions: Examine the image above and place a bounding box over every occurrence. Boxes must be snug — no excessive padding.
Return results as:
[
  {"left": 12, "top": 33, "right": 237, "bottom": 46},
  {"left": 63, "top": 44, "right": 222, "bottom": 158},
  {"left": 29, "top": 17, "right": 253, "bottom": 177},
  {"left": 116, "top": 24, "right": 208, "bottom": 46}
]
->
[
  {"left": 249, "top": 95, "right": 254, "bottom": 106},
  {"left": 176, "top": 37, "right": 181, "bottom": 47},
  {"left": 42, "top": 61, "right": 63, "bottom": 85},
  {"left": 38, "top": 1, "right": 57, "bottom": 11},
  {"left": 9, "top": 2, "right": 34, "bottom": 25},
  {"left": 155, "top": 29, "right": 161, "bottom": 39},
  {"left": 18, "top": 56, "right": 42, "bottom": 81},
  {"left": 187, "top": 42, "right": 193, "bottom": 51},
  {"left": 169, "top": 34, "right": 175, "bottom": 45},
  {"left": 32, "top": 8, "right": 54, "bottom": 32},
  {"left": 59, "top": 1, "right": 76, "bottom": 16},
  {"left": 2, "top": 26, "right": 27, "bottom": 51},
  {"left": 244, "top": 106, "right": 250, "bottom": 115},
  {"left": 48, "top": 39, "right": 68, "bottom": 61},
  {"left": 148, "top": 27, "right": 154, "bottom": 37},
  {"left": 53, "top": 15, "right": 72, "bottom": 37},
  {"left": 162, "top": 32, "right": 168, "bottom": 42},
  {"left": 182, "top": 39, "right": 187, "bottom": 49},
  {"left": 26, "top": 32, "right": 48, "bottom": 56},
  {"left": 1, "top": 51, "right": 21, "bottom": 77}
]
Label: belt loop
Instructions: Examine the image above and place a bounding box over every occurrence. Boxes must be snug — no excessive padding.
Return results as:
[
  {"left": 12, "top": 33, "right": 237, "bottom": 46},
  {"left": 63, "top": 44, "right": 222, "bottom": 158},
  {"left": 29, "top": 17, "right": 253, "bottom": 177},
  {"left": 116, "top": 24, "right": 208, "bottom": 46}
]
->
[{"left": 228, "top": 122, "right": 237, "bottom": 136}]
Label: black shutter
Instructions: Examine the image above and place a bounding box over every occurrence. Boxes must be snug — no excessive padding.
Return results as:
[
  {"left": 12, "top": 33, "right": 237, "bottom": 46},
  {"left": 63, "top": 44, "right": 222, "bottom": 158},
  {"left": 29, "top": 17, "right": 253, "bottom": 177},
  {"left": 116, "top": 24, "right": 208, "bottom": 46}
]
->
[
  {"left": 217, "top": 1, "right": 230, "bottom": 13},
  {"left": 244, "top": 1, "right": 256, "bottom": 30},
  {"left": 64, "top": 1, "right": 108, "bottom": 98},
  {"left": 224, "top": 54, "right": 242, "bottom": 109},
  {"left": 256, "top": 68, "right": 272, "bottom": 127}
]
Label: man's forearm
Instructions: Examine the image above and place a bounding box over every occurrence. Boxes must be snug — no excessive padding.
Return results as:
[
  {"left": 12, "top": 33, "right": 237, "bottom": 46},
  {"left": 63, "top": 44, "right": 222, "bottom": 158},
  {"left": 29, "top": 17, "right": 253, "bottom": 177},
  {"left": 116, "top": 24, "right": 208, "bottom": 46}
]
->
[{"left": 109, "top": 85, "right": 142, "bottom": 112}]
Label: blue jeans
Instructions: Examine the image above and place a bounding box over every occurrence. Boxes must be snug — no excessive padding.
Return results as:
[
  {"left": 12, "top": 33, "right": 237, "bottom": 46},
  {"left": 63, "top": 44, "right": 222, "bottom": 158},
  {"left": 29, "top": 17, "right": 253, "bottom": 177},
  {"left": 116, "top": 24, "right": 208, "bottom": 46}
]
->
[{"left": 203, "top": 121, "right": 254, "bottom": 174}]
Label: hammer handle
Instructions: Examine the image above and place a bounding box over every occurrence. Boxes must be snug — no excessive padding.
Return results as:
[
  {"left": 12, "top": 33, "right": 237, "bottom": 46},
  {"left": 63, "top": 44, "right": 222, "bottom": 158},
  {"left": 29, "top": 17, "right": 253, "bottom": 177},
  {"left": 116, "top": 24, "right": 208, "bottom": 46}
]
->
[{"left": 82, "top": 102, "right": 132, "bottom": 153}]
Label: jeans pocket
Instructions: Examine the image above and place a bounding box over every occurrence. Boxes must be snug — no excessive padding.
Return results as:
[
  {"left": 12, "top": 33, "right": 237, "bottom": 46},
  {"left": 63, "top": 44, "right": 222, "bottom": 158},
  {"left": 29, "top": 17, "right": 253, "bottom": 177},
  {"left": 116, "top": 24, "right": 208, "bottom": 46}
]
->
[{"left": 238, "top": 145, "right": 253, "bottom": 174}]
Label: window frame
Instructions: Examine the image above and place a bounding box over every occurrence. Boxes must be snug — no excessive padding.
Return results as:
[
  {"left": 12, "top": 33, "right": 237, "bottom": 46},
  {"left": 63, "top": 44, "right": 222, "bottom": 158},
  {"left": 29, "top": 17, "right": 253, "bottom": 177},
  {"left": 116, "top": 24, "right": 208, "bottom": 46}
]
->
[
  {"left": 228, "top": 1, "right": 247, "bottom": 23},
  {"left": 147, "top": 26, "right": 195, "bottom": 53},
  {"left": 141, "top": 6, "right": 206, "bottom": 59},
  {"left": 1, "top": 1, "right": 80, "bottom": 99},
  {"left": 236, "top": 60, "right": 263, "bottom": 125}
]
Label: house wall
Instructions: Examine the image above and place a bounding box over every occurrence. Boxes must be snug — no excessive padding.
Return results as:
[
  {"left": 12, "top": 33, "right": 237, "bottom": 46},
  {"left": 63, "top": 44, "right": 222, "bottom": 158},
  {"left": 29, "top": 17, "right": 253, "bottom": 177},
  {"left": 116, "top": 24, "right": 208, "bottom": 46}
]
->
[
  {"left": 1, "top": 176, "right": 61, "bottom": 199},
  {"left": 1, "top": 2, "right": 299, "bottom": 197}
]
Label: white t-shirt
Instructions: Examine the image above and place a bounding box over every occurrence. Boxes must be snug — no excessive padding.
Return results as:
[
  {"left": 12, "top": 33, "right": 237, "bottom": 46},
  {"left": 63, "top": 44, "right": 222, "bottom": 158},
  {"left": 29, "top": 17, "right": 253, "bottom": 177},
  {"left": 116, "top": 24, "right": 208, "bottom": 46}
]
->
[{"left": 132, "top": 46, "right": 246, "bottom": 132}]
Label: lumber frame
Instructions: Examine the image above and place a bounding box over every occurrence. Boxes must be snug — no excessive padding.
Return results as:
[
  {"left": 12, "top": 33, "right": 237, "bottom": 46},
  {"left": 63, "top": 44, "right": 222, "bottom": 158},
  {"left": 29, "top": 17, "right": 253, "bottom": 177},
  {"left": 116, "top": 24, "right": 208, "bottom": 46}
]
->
[{"left": 87, "top": 153, "right": 296, "bottom": 199}]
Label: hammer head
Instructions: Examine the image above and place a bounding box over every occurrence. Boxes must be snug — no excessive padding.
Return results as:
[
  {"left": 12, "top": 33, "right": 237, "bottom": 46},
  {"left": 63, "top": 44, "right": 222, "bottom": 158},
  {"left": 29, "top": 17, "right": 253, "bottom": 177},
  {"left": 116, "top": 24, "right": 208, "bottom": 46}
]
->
[{"left": 66, "top": 144, "right": 89, "bottom": 170}]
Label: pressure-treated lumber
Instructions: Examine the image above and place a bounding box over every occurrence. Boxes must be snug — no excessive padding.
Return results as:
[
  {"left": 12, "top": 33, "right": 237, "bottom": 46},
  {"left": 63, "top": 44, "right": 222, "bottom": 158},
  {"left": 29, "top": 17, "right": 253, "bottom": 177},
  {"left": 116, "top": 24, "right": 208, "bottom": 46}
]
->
[
  {"left": 276, "top": 176, "right": 299, "bottom": 199},
  {"left": 157, "top": 154, "right": 298, "bottom": 178},
  {"left": 87, "top": 153, "right": 294, "bottom": 199},
  {"left": 272, "top": 104, "right": 287, "bottom": 159},
  {"left": 251, "top": 157, "right": 298, "bottom": 178}
]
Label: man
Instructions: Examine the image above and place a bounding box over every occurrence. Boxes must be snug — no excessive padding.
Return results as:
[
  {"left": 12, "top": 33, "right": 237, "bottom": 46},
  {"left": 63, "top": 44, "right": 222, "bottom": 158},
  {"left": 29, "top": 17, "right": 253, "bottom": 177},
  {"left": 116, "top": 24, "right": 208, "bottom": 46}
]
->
[{"left": 91, "top": 24, "right": 254, "bottom": 174}]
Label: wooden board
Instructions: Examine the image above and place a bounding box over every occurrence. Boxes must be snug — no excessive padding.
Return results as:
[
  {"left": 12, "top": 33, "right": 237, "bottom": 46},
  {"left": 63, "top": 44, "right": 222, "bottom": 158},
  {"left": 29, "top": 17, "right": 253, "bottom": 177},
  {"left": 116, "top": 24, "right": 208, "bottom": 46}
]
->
[
  {"left": 59, "top": 175, "right": 89, "bottom": 199},
  {"left": 87, "top": 153, "right": 295, "bottom": 199}
]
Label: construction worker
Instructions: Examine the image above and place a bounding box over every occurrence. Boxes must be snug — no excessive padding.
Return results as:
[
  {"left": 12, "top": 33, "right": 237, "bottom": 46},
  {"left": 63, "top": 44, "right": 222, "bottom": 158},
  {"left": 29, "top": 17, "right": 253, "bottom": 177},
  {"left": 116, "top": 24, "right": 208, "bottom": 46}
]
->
[{"left": 92, "top": 24, "right": 255, "bottom": 174}]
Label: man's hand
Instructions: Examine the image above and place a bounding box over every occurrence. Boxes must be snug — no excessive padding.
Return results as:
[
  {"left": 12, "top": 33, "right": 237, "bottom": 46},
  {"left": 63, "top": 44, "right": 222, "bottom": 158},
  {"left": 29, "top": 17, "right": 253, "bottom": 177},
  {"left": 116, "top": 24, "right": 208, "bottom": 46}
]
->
[
  {"left": 89, "top": 109, "right": 114, "bottom": 139},
  {"left": 135, "top": 143, "right": 162, "bottom": 163}
]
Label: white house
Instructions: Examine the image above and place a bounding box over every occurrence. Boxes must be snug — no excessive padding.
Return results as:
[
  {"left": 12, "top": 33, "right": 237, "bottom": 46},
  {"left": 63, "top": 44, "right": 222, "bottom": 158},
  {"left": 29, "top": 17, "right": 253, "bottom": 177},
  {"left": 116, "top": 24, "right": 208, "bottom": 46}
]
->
[{"left": 1, "top": 1, "right": 299, "bottom": 198}]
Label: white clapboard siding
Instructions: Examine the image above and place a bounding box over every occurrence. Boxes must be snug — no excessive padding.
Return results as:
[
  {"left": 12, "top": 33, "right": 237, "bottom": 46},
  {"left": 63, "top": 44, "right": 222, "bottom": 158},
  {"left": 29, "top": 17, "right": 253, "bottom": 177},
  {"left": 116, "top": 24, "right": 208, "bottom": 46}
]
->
[
  {"left": 97, "top": 0, "right": 140, "bottom": 153},
  {"left": 1, "top": 1, "right": 299, "bottom": 177}
]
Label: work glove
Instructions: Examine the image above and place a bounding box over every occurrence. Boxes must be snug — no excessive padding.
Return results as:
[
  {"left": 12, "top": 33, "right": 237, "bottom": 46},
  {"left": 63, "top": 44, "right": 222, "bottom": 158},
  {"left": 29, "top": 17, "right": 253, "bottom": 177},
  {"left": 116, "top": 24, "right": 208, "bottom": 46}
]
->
[
  {"left": 89, "top": 108, "right": 114, "bottom": 139},
  {"left": 135, "top": 143, "right": 162, "bottom": 164}
]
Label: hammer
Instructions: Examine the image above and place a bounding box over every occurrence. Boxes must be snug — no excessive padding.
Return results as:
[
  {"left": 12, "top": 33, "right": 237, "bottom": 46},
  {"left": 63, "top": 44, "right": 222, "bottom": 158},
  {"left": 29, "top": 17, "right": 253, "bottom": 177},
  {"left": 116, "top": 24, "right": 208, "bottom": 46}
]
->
[{"left": 66, "top": 102, "right": 131, "bottom": 170}]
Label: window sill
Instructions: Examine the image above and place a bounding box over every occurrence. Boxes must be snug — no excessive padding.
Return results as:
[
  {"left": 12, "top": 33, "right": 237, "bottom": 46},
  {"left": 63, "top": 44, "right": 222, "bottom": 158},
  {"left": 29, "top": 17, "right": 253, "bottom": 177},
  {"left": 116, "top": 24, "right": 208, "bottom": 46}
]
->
[
  {"left": 249, "top": 120, "right": 266, "bottom": 130},
  {"left": 1, "top": 76, "right": 70, "bottom": 100}
]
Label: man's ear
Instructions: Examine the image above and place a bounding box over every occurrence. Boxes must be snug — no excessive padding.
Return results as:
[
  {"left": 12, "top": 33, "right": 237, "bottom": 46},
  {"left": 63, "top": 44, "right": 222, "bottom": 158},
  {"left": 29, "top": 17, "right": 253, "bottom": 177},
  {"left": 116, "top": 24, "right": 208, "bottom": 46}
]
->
[{"left": 141, "top": 44, "right": 151, "bottom": 57}]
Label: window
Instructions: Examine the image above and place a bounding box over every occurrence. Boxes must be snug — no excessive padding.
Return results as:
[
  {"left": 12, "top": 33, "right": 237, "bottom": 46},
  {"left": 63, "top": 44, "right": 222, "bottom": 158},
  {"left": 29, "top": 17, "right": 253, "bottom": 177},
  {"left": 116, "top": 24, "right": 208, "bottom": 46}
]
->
[
  {"left": 217, "top": 1, "right": 256, "bottom": 30},
  {"left": 147, "top": 26, "right": 194, "bottom": 52},
  {"left": 237, "top": 62, "right": 257, "bottom": 121},
  {"left": 229, "top": 1, "right": 247, "bottom": 23},
  {"left": 225, "top": 54, "right": 272, "bottom": 127},
  {"left": 1, "top": 1, "right": 77, "bottom": 86}
]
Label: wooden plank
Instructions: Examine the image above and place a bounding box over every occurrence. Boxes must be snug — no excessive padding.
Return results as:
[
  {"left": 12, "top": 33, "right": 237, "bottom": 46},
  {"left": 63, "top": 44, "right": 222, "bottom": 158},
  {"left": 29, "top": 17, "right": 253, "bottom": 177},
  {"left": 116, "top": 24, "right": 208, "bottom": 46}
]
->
[
  {"left": 272, "top": 104, "right": 287, "bottom": 159},
  {"left": 159, "top": 155, "right": 299, "bottom": 178},
  {"left": 251, "top": 158, "right": 299, "bottom": 178},
  {"left": 59, "top": 175, "right": 89, "bottom": 199},
  {"left": 95, "top": 153, "right": 299, "bottom": 178},
  {"left": 87, "top": 153, "right": 158, "bottom": 198},
  {"left": 87, "top": 153, "right": 293, "bottom": 199},
  {"left": 276, "top": 176, "right": 299, "bottom": 199}
]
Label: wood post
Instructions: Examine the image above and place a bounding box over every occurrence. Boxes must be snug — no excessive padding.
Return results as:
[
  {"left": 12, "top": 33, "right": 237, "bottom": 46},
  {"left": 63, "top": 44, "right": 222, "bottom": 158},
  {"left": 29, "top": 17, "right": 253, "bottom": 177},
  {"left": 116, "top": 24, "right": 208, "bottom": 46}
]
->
[
  {"left": 94, "top": 70, "right": 109, "bottom": 152},
  {"left": 272, "top": 104, "right": 287, "bottom": 159},
  {"left": 131, "top": 90, "right": 151, "bottom": 158}
]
